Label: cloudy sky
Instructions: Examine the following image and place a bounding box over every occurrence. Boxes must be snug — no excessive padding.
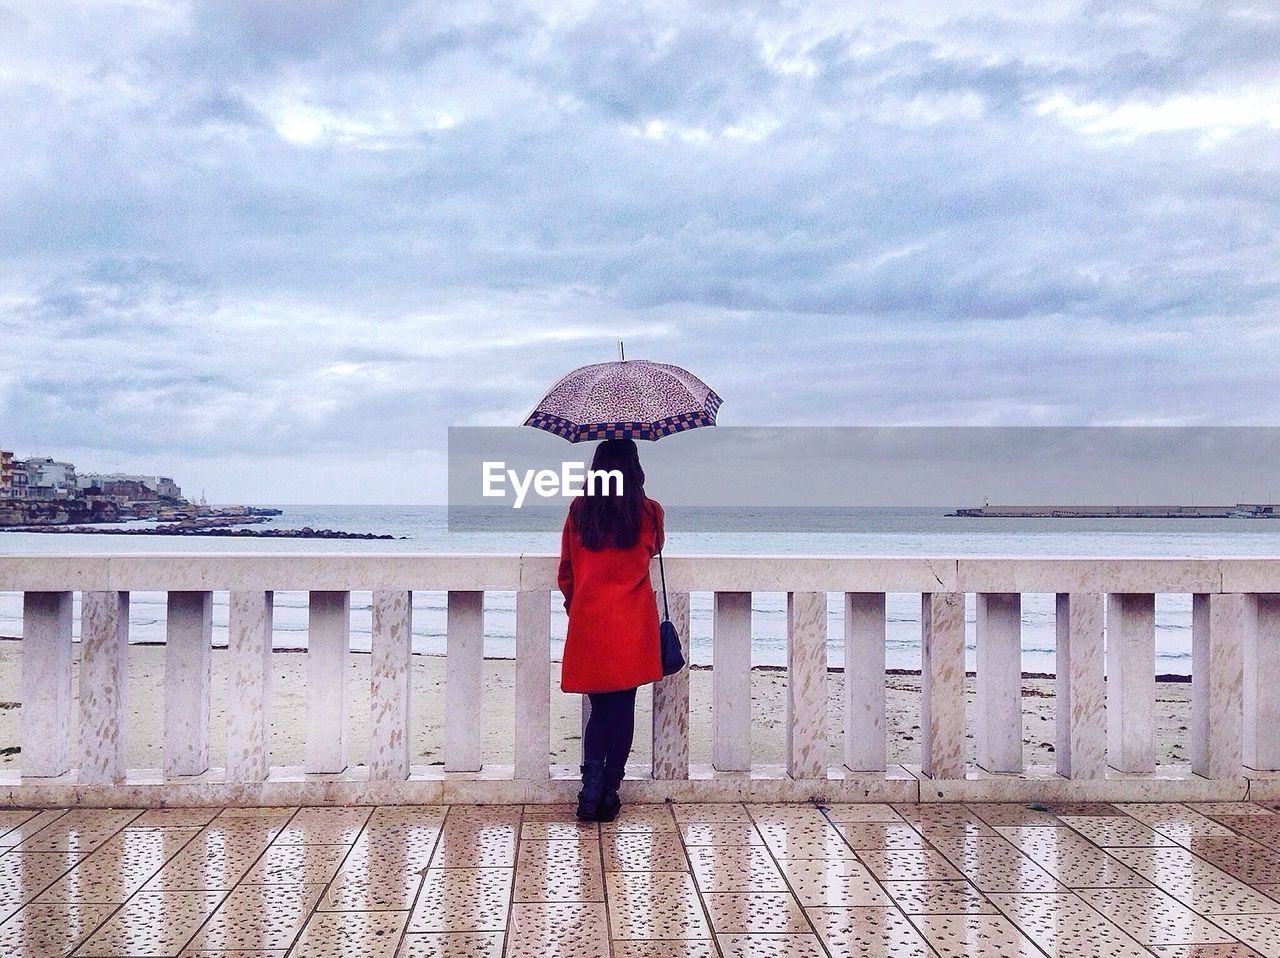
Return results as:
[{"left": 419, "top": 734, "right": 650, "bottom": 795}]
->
[{"left": 1, "top": 0, "right": 1277, "bottom": 503}]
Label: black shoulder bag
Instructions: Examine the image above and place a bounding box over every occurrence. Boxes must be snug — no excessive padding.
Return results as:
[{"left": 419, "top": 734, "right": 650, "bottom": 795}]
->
[{"left": 650, "top": 504, "right": 686, "bottom": 677}]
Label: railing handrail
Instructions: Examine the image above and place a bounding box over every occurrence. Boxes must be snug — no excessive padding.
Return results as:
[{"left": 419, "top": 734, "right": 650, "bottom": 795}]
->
[{"left": 4, "top": 552, "right": 1280, "bottom": 592}]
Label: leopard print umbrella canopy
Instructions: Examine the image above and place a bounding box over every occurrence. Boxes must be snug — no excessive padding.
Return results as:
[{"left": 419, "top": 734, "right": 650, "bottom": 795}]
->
[{"left": 524, "top": 360, "right": 722, "bottom": 442}]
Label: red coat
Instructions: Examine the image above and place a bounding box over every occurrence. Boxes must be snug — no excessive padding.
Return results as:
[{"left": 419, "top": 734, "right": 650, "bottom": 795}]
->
[{"left": 558, "top": 498, "right": 665, "bottom": 694}]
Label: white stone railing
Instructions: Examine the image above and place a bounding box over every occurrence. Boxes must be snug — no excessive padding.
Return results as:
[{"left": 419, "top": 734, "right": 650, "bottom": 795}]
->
[{"left": 2, "top": 554, "right": 1279, "bottom": 805}]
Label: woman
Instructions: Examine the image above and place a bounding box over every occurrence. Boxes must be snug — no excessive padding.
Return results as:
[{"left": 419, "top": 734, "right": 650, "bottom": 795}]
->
[{"left": 558, "top": 437, "right": 664, "bottom": 822}]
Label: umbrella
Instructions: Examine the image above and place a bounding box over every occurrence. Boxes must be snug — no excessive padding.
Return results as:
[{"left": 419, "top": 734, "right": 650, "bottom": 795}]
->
[{"left": 524, "top": 353, "right": 722, "bottom": 442}]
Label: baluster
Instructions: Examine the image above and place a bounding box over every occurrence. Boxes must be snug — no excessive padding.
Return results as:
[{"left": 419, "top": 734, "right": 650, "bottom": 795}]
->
[
  {"left": 921, "top": 591, "right": 965, "bottom": 779},
  {"left": 786, "top": 591, "right": 827, "bottom": 780},
  {"left": 1055, "top": 593, "right": 1105, "bottom": 778},
  {"left": 844, "top": 592, "right": 886, "bottom": 772},
  {"left": 514, "top": 589, "right": 551, "bottom": 780},
  {"left": 1191, "top": 593, "right": 1244, "bottom": 779},
  {"left": 712, "top": 591, "right": 752, "bottom": 772},
  {"left": 164, "top": 591, "right": 213, "bottom": 777},
  {"left": 1245, "top": 594, "right": 1280, "bottom": 771},
  {"left": 79, "top": 591, "right": 129, "bottom": 785},
  {"left": 305, "top": 591, "right": 351, "bottom": 773},
  {"left": 1106, "top": 593, "right": 1155, "bottom": 773},
  {"left": 225, "top": 590, "right": 274, "bottom": 782},
  {"left": 444, "top": 591, "right": 484, "bottom": 772},
  {"left": 976, "top": 592, "right": 1022, "bottom": 773},
  {"left": 20, "top": 591, "right": 74, "bottom": 777},
  {"left": 370, "top": 590, "right": 413, "bottom": 781},
  {"left": 652, "top": 590, "right": 690, "bottom": 780}
]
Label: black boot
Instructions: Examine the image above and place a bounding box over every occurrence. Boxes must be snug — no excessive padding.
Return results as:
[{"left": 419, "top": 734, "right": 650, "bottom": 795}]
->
[
  {"left": 597, "top": 763, "right": 626, "bottom": 823},
  {"left": 576, "top": 759, "right": 606, "bottom": 821}
]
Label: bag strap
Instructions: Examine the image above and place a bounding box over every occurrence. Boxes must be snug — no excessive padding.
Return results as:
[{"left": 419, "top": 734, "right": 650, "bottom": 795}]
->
[{"left": 648, "top": 500, "right": 671, "bottom": 622}]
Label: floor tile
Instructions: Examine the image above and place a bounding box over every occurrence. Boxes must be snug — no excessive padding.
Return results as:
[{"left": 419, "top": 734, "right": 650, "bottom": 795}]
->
[
  {"left": 321, "top": 838, "right": 431, "bottom": 911},
  {"left": 745, "top": 803, "right": 829, "bottom": 825},
  {"left": 240, "top": 841, "right": 349, "bottom": 884},
  {"left": 129, "top": 808, "right": 222, "bottom": 829},
  {"left": 855, "top": 848, "right": 965, "bottom": 882},
  {"left": 756, "top": 821, "right": 857, "bottom": 860},
  {"left": 603, "top": 830, "right": 689, "bottom": 871},
  {"left": 521, "top": 804, "right": 578, "bottom": 822},
  {"left": 1108, "top": 845, "right": 1280, "bottom": 914},
  {"left": 806, "top": 905, "right": 936, "bottom": 957},
  {"left": 601, "top": 803, "right": 678, "bottom": 832},
  {"left": 610, "top": 943, "right": 717, "bottom": 958},
  {"left": 37, "top": 826, "right": 201, "bottom": 902},
  {"left": 819, "top": 804, "right": 904, "bottom": 823},
  {"left": 1190, "top": 836, "right": 1280, "bottom": 884},
  {"left": 1076, "top": 887, "right": 1235, "bottom": 945},
  {"left": 0, "top": 809, "right": 40, "bottom": 840},
  {"left": 605, "top": 871, "right": 711, "bottom": 939},
  {"left": 833, "top": 822, "right": 928, "bottom": 849},
  {"left": 909, "top": 913, "right": 1042, "bottom": 957},
  {"left": 0, "top": 809, "right": 68, "bottom": 848},
  {"left": 273, "top": 806, "right": 372, "bottom": 845},
  {"left": 78, "top": 888, "right": 226, "bottom": 956},
  {"left": 994, "top": 826, "right": 1150, "bottom": 888},
  {"left": 881, "top": 880, "right": 996, "bottom": 914},
  {"left": 702, "top": 891, "right": 811, "bottom": 934},
  {"left": 395, "top": 931, "right": 505, "bottom": 957},
  {"left": 521, "top": 820, "right": 597, "bottom": 840},
  {"left": 13, "top": 808, "right": 140, "bottom": 852},
  {"left": 672, "top": 803, "right": 752, "bottom": 823},
  {"left": 323, "top": 861, "right": 426, "bottom": 911},
  {"left": 515, "top": 839, "right": 604, "bottom": 902},
  {"left": 679, "top": 821, "right": 765, "bottom": 845},
  {"left": 1059, "top": 815, "right": 1178, "bottom": 847},
  {"left": 1211, "top": 816, "right": 1280, "bottom": 852},
  {"left": 215, "top": 805, "right": 297, "bottom": 822},
  {"left": 988, "top": 891, "right": 1151, "bottom": 957},
  {"left": 1210, "top": 915, "right": 1280, "bottom": 958},
  {"left": 715, "top": 933, "right": 828, "bottom": 958},
  {"left": 0, "top": 899, "right": 117, "bottom": 956},
  {"left": 184, "top": 883, "right": 326, "bottom": 950},
  {"left": 443, "top": 805, "right": 522, "bottom": 825},
  {"left": 966, "top": 803, "right": 1062, "bottom": 827},
  {"left": 291, "top": 910, "right": 408, "bottom": 958},
  {"left": 893, "top": 805, "right": 998, "bottom": 837},
  {"left": 0, "top": 849, "right": 86, "bottom": 908},
  {"left": 506, "top": 901, "right": 609, "bottom": 958},
  {"left": 686, "top": 844, "right": 788, "bottom": 892},
  {"left": 407, "top": 868, "right": 513, "bottom": 933},
  {"left": 430, "top": 822, "right": 518, "bottom": 868},
  {"left": 928, "top": 835, "right": 1064, "bottom": 893},
  {"left": 1043, "top": 803, "right": 1127, "bottom": 817},
  {"left": 1116, "top": 804, "right": 1237, "bottom": 845},
  {"left": 144, "top": 820, "right": 277, "bottom": 891},
  {"left": 776, "top": 858, "right": 891, "bottom": 907},
  {"left": 1189, "top": 804, "right": 1275, "bottom": 820}
]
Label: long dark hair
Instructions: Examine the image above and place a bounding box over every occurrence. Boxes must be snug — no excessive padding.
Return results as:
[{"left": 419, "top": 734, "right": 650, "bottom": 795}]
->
[{"left": 571, "top": 438, "right": 646, "bottom": 550}]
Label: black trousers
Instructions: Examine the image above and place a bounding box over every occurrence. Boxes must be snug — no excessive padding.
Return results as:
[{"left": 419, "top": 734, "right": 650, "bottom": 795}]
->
[{"left": 583, "top": 687, "right": 638, "bottom": 768}]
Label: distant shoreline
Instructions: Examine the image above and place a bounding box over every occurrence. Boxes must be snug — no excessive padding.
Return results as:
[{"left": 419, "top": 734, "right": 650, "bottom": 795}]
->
[{"left": 952, "top": 502, "right": 1280, "bottom": 519}]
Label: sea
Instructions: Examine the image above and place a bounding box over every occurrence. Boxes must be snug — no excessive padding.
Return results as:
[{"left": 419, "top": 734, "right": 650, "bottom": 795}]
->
[{"left": 4, "top": 505, "right": 1280, "bottom": 676}]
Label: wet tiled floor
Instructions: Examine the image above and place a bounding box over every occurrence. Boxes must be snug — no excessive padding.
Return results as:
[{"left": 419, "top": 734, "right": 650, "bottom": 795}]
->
[{"left": 1, "top": 801, "right": 1280, "bottom": 956}]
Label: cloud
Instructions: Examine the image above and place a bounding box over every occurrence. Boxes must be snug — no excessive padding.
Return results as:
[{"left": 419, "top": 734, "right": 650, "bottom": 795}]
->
[{"left": 0, "top": 0, "right": 1278, "bottom": 502}]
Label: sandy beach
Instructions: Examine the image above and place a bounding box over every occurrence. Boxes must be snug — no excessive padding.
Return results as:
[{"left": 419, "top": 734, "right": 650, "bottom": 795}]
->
[{"left": 0, "top": 641, "right": 1193, "bottom": 772}]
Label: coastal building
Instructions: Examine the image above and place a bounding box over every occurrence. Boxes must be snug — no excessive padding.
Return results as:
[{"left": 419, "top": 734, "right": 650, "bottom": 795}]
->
[
  {"left": 0, "top": 449, "right": 11, "bottom": 498},
  {"left": 24, "top": 457, "right": 77, "bottom": 499},
  {"left": 78, "top": 472, "right": 184, "bottom": 502},
  {"left": 10, "top": 463, "right": 27, "bottom": 499}
]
